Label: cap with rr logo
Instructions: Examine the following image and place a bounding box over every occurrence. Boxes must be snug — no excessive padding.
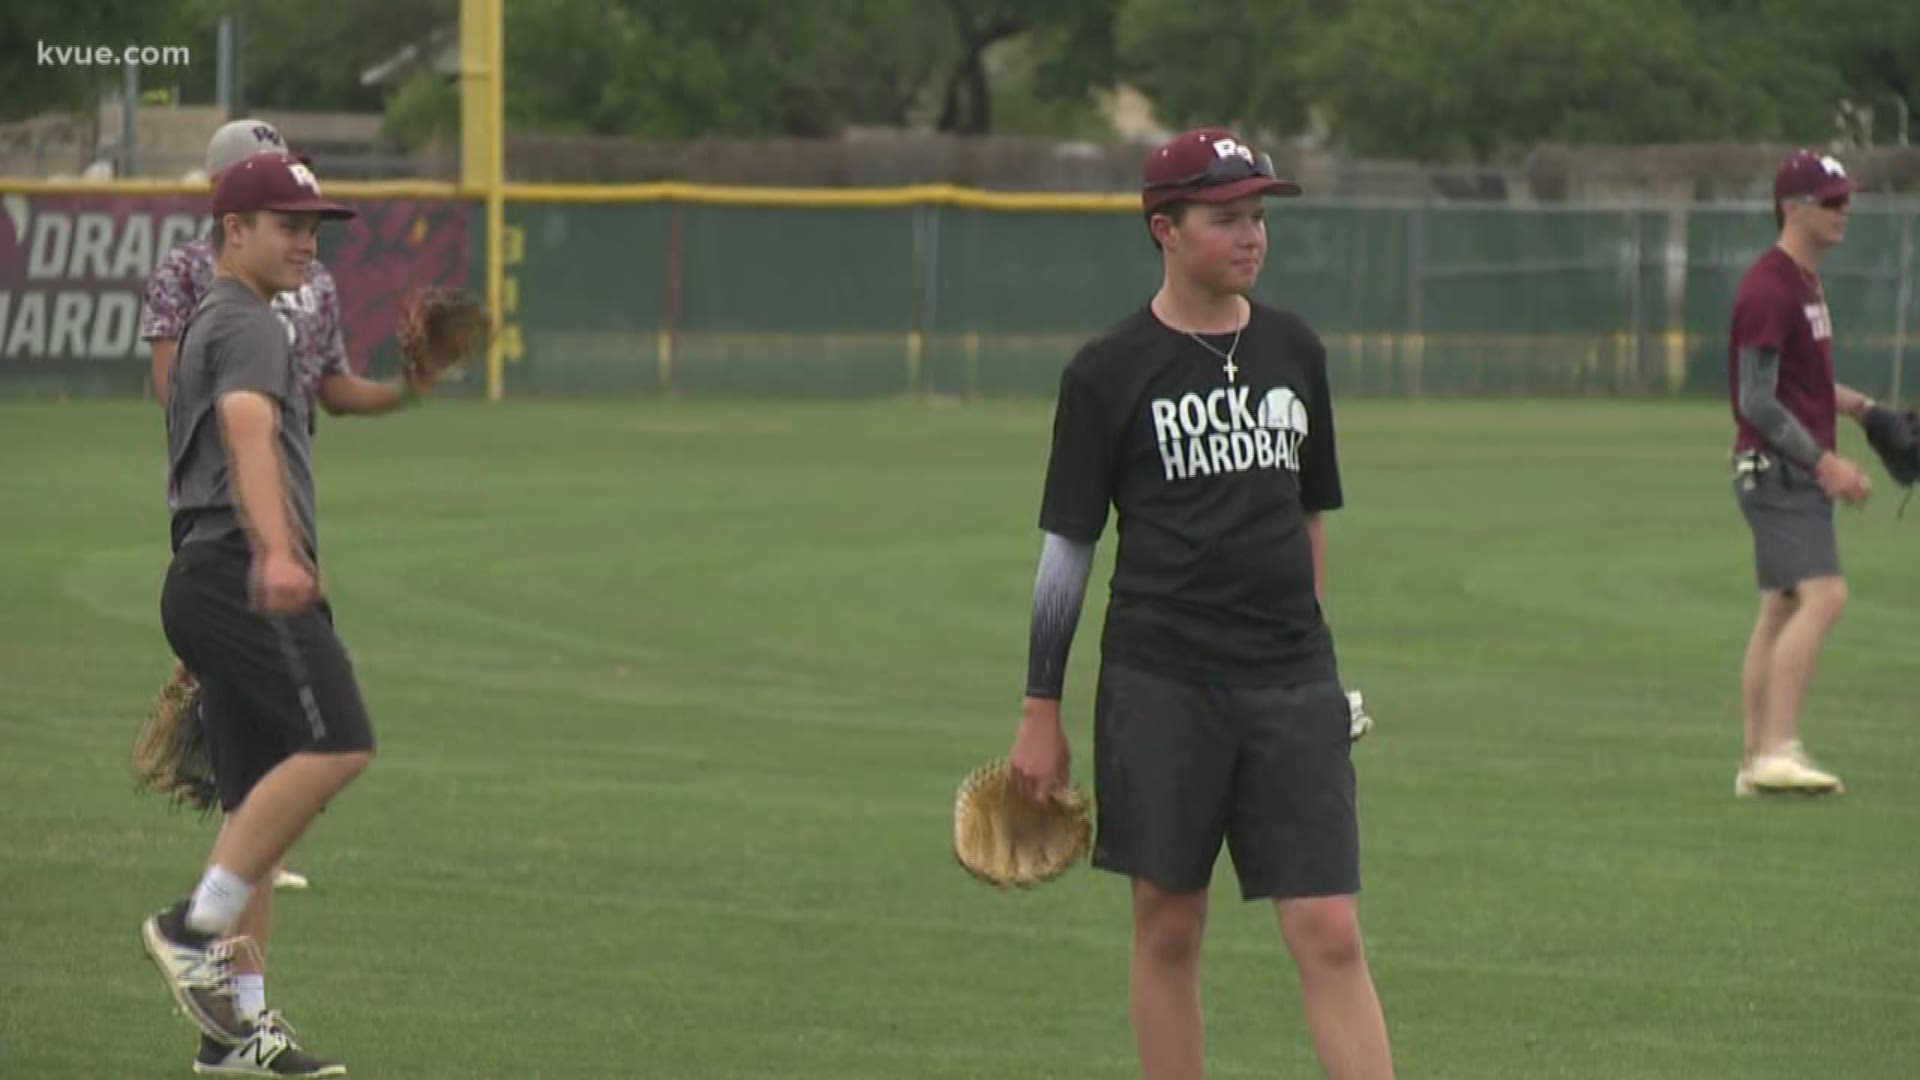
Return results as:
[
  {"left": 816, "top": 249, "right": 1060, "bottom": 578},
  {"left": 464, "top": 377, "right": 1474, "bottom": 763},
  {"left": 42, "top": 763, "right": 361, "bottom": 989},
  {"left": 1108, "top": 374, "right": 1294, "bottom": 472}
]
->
[{"left": 212, "top": 152, "right": 355, "bottom": 221}]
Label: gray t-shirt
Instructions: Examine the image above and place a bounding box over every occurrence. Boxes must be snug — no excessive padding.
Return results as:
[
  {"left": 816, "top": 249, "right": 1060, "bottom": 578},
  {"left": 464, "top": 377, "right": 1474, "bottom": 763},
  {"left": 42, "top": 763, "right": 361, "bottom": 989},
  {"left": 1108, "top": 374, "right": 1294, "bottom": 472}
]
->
[{"left": 166, "top": 276, "right": 318, "bottom": 556}]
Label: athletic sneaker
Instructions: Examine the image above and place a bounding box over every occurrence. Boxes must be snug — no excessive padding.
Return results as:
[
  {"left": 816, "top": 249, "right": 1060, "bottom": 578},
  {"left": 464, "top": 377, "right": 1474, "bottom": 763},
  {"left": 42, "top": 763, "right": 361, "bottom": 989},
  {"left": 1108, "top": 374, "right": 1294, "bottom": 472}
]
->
[
  {"left": 272, "top": 868, "right": 311, "bottom": 891},
  {"left": 194, "top": 1011, "right": 345, "bottom": 1077},
  {"left": 141, "top": 900, "right": 249, "bottom": 1044}
]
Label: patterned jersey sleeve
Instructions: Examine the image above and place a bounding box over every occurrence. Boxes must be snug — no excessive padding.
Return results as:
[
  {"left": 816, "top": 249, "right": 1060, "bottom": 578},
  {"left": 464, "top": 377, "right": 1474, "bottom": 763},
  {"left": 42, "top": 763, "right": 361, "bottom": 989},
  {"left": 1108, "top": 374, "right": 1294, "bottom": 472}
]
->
[
  {"left": 141, "top": 245, "right": 201, "bottom": 342},
  {"left": 309, "top": 261, "right": 351, "bottom": 377}
]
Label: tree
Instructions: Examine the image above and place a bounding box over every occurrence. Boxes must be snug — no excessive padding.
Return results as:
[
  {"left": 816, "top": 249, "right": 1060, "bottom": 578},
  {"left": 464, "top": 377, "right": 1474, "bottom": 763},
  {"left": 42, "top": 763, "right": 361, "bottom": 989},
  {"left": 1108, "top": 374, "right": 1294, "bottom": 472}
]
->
[
  {"left": 1791, "top": 0, "right": 1920, "bottom": 144},
  {"left": 504, "top": 0, "right": 951, "bottom": 137},
  {"left": 501, "top": 0, "right": 1118, "bottom": 138},
  {"left": 934, "top": 0, "right": 1120, "bottom": 134},
  {"left": 1116, "top": 0, "right": 1903, "bottom": 158},
  {"left": 193, "top": 0, "right": 455, "bottom": 113},
  {"left": 0, "top": 3, "right": 202, "bottom": 120},
  {"left": 382, "top": 70, "right": 459, "bottom": 150},
  {"left": 1302, "top": 0, "right": 1846, "bottom": 160},
  {"left": 983, "top": 34, "right": 1115, "bottom": 138},
  {"left": 754, "top": 0, "right": 951, "bottom": 135},
  {"left": 1115, "top": 0, "right": 1333, "bottom": 139}
]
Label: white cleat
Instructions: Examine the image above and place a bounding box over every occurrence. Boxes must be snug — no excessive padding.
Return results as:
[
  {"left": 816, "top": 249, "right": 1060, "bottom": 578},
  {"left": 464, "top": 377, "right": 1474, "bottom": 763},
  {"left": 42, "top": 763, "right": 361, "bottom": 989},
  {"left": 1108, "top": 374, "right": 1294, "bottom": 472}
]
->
[
  {"left": 272, "top": 868, "right": 310, "bottom": 891},
  {"left": 1748, "top": 742, "right": 1844, "bottom": 796}
]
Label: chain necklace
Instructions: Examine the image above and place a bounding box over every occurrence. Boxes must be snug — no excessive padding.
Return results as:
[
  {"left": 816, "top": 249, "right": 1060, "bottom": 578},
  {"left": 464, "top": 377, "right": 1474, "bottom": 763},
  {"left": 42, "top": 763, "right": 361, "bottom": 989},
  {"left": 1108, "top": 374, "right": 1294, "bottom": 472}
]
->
[{"left": 1184, "top": 327, "right": 1242, "bottom": 383}]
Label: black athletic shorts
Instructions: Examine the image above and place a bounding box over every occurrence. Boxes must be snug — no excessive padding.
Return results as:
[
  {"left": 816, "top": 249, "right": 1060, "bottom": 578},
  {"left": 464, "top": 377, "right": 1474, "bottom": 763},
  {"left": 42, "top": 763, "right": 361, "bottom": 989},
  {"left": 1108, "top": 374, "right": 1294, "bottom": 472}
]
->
[
  {"left": 1091, "top": 662, "right": 1360, "bottom": 901},
  {"left": 160, "top": 539, "right": 375, "bottom": 811}
]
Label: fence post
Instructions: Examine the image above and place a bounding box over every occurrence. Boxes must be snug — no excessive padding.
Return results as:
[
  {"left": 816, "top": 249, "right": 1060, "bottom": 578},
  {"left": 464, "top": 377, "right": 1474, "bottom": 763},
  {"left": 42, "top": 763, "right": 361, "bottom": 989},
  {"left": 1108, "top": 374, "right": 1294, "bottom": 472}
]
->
[
  {"left": 1626, "top": 208, "right": 1644, "bottom": 391},
  {"left": 1406, "top": 203, "right": 1425, "bottom": 395},
  {"left": 910, "top": 202, "right": 940, "bottom": 398},
  {"left": 1893, "top": 210, "right": 1914, "bottom": 402},
  {"left": 1663, "top": 205, "right": 1689, "bottom": 395},
  {"left": 660, "top": 203, "right": 683, "bottom": 395}
]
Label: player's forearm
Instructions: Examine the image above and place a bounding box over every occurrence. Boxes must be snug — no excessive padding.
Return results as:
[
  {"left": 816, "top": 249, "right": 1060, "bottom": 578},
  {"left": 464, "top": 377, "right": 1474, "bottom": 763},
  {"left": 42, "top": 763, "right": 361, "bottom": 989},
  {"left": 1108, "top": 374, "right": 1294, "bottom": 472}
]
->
[
  {"left": 1025, "top": 532, "right": 1096, "bottom": 701},
  {"left": 319, "top": 373, "right": 412, "bottom": 416},
  {"left": 219, "top": 395, "right": 300, "bottom": 557},
  {"left": 1307, "top": 513, "right": 1327, "bottom": 603},
  {"left": 150, "top": 339, "right": 177, "bottom": 408},
  {"left": 1835, "top": 383, "right": 1875, "bottom": 422},
  {"left": 1736, "top": 347, "right": 1823, "bottom": 467},
  {"left": 230, "top": 443, "right": 299, "bottom": 557}
]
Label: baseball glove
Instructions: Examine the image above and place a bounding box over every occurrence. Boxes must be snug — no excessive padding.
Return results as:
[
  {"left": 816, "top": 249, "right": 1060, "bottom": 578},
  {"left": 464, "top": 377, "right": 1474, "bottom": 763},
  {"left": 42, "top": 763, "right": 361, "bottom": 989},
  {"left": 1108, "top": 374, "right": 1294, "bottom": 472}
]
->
[
  {"left": 952, "top": 759, "right": 1093, "bottom": 889},
  {"left": 397, "top": 286, "right": 491, "bottom": 385},
  {"left": 1863, "top": 403, "right": 1920, "bottom": 488},
  {"left": 131, "top": 666, "right": 220, "bottom": 814}
]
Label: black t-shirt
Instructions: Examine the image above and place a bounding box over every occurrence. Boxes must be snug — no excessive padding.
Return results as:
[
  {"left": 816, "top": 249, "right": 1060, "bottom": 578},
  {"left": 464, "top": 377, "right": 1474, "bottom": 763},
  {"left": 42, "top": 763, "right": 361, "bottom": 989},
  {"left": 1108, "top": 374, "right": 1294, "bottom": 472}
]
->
[{"left": 1038, "top": 301, "right": 1343, "bottom": 686}]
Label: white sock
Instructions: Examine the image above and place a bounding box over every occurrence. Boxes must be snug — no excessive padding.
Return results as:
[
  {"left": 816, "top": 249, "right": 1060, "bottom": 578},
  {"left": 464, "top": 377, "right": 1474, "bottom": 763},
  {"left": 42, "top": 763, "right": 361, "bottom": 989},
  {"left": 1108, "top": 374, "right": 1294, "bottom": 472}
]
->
[
  {"left": 185, "top": 866, "right": 253, "bottom": 936},
  {"left": 234, "top": 974, "right": 267, "bottom": 1020}
]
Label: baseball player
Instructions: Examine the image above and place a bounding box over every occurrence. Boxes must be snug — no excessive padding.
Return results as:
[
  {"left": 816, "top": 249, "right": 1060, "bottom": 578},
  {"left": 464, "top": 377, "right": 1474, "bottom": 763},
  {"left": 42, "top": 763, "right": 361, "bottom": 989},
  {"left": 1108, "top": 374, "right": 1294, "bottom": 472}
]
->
[
  {"left": 1009, "top": 128, "right": 1395, "bottom": 1080},
  {"left": 143, "top": 118, "right": 435, "bottom": 883},
  {"left": 148, "top": 119, "right": 429, "bottom": 420},
  {"left": 140, "top": 147, "right": 408, "bottom": 1078},
  {"left": 1728, "top": 149, "right": 1880, "bottom": 797}
]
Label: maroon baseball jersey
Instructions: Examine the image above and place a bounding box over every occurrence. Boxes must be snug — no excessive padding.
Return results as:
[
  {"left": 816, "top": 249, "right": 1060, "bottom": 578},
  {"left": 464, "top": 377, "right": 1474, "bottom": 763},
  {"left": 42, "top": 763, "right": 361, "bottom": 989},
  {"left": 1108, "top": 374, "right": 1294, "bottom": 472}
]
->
[{"left": 1728, "top": 246, "right": 1836, "bottom": 454}]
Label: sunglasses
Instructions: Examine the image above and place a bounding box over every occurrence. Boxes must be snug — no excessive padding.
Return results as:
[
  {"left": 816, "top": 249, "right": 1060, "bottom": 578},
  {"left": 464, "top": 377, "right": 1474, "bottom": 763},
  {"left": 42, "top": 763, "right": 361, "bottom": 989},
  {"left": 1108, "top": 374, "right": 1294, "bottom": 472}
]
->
[
  {"left": 1145, "top": 148, "right": 1278, "bottom": 191},
  {"left": 1799, "top": 194, "right": 1850, "bottom": 211}
]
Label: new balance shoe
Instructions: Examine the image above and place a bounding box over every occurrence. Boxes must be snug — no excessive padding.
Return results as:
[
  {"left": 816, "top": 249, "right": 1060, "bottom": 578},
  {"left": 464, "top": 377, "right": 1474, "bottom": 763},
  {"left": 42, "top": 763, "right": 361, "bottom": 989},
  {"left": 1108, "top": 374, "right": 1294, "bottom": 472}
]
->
[
  {"left": 194, "top": 1011, "right": 345, "bottom": 1078},
  {"left": 141, "top": 900, "right": 249, "bottom": 1044}
]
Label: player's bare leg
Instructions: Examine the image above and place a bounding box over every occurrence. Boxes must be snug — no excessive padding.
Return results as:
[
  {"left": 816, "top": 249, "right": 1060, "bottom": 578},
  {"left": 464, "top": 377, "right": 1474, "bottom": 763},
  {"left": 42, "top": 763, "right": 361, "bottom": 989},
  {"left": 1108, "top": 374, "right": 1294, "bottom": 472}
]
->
[
  {"left": 1738, "top": 590, "right": 1796, "bottom": 780},
  {"left": 1759, "top": 576, "right": 1845, "bottom": 752},
  {"left": 232, "top": 866, "right": 273, "bottom": 1009},
  {"left": 210, "top": 751, "right": 372, "bottom": 884},
  {"left": 1751, "top": 576, "right": 1846, "bottom": 792},
  {"left": 1278, "top": 896, "right": 1394, "bottom": 1080},
  {"left": 1130, "top": 880, "right": 1208, "bottom": 1080},
  {"left": 186, "top": 805, "right": 345, "bottom": 1076},
  {"left": 218, "top": 813, "right": 312, "bottom": 892}
]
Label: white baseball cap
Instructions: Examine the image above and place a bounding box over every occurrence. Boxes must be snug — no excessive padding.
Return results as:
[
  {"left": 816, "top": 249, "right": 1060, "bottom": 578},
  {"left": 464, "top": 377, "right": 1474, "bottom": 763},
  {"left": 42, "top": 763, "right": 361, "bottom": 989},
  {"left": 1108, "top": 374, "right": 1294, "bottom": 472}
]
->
[{"left": 206, "top": 119, "right": 309, "bottom": 177}]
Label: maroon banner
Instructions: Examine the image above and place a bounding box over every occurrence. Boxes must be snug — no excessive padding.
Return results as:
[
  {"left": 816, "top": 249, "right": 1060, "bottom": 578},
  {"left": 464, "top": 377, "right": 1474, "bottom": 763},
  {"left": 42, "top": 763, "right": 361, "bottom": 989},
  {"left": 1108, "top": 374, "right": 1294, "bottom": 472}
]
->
[
  {"left": 329, "top": 199, "right": 476, "bottom": 374},
  {"left": 0, "top": 192, "right": 474, "bottom": 373}
]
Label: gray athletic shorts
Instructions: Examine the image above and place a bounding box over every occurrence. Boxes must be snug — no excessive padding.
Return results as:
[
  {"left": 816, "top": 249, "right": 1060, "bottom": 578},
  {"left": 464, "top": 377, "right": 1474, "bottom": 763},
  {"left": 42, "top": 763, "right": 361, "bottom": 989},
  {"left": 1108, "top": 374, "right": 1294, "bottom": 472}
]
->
[
  {"left": 1091, "top": 662, "right": 1359, "bottom": 901},
  {"left": 1733, "top": 453, "right": 1840, "bottom": 592}
]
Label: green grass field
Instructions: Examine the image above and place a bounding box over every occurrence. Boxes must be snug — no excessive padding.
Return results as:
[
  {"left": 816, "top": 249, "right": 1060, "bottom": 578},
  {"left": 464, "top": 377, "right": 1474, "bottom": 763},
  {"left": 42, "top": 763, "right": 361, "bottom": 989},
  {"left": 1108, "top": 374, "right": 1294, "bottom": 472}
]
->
[{"left": 2, "top": 397, "right": 1916, "bottom": 1079}]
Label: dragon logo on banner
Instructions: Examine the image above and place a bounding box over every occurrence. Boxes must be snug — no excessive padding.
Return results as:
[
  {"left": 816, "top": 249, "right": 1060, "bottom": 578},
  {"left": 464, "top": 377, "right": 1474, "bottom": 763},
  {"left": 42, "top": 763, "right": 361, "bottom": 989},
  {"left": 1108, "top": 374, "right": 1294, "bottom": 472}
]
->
[{"left": 328, "top": 201, "right": 475, "bottom": 374}]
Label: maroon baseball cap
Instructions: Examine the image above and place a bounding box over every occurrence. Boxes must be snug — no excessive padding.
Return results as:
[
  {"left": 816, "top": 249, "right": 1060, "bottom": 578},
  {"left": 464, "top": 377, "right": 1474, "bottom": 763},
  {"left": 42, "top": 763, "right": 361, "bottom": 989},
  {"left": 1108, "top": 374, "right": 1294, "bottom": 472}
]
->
[
  {"left": 1773, "top": 149, "right": 1854, "bottom": 203},
  {"left": 212, "top": 151, "right": 354, "bottom": 221},
  {"left": 1142, "top": 127, "right": 1301, "bottom": 213}
]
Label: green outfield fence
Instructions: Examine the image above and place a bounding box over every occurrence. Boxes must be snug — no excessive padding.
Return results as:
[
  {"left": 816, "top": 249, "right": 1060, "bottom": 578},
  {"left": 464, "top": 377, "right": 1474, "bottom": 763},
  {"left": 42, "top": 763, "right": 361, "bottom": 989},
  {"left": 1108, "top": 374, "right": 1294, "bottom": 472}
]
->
[{"left": 2, "top": 182, "right": 1915, "bottom": 400}]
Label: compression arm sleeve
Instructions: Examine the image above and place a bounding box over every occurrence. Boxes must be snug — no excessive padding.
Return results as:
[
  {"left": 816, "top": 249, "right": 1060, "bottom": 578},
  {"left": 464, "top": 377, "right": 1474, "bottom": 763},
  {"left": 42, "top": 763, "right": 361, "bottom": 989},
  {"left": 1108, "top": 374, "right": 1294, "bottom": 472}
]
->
[
  {"left": 1024, "top": 532, "right": 1096, "bottom": 701},
  {"left": 1736, "top": 346, "right": 1823, "bottom": 468}
]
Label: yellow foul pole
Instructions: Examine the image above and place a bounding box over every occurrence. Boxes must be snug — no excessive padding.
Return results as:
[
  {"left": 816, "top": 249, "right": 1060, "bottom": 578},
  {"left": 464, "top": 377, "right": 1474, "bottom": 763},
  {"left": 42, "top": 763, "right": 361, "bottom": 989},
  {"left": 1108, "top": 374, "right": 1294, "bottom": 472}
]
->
[
  {"left": 486, "top": 0, "right": 505, "bottom": 402},
  {"left": 461, "top": 0, "right": 506, "bottom": 401}
]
